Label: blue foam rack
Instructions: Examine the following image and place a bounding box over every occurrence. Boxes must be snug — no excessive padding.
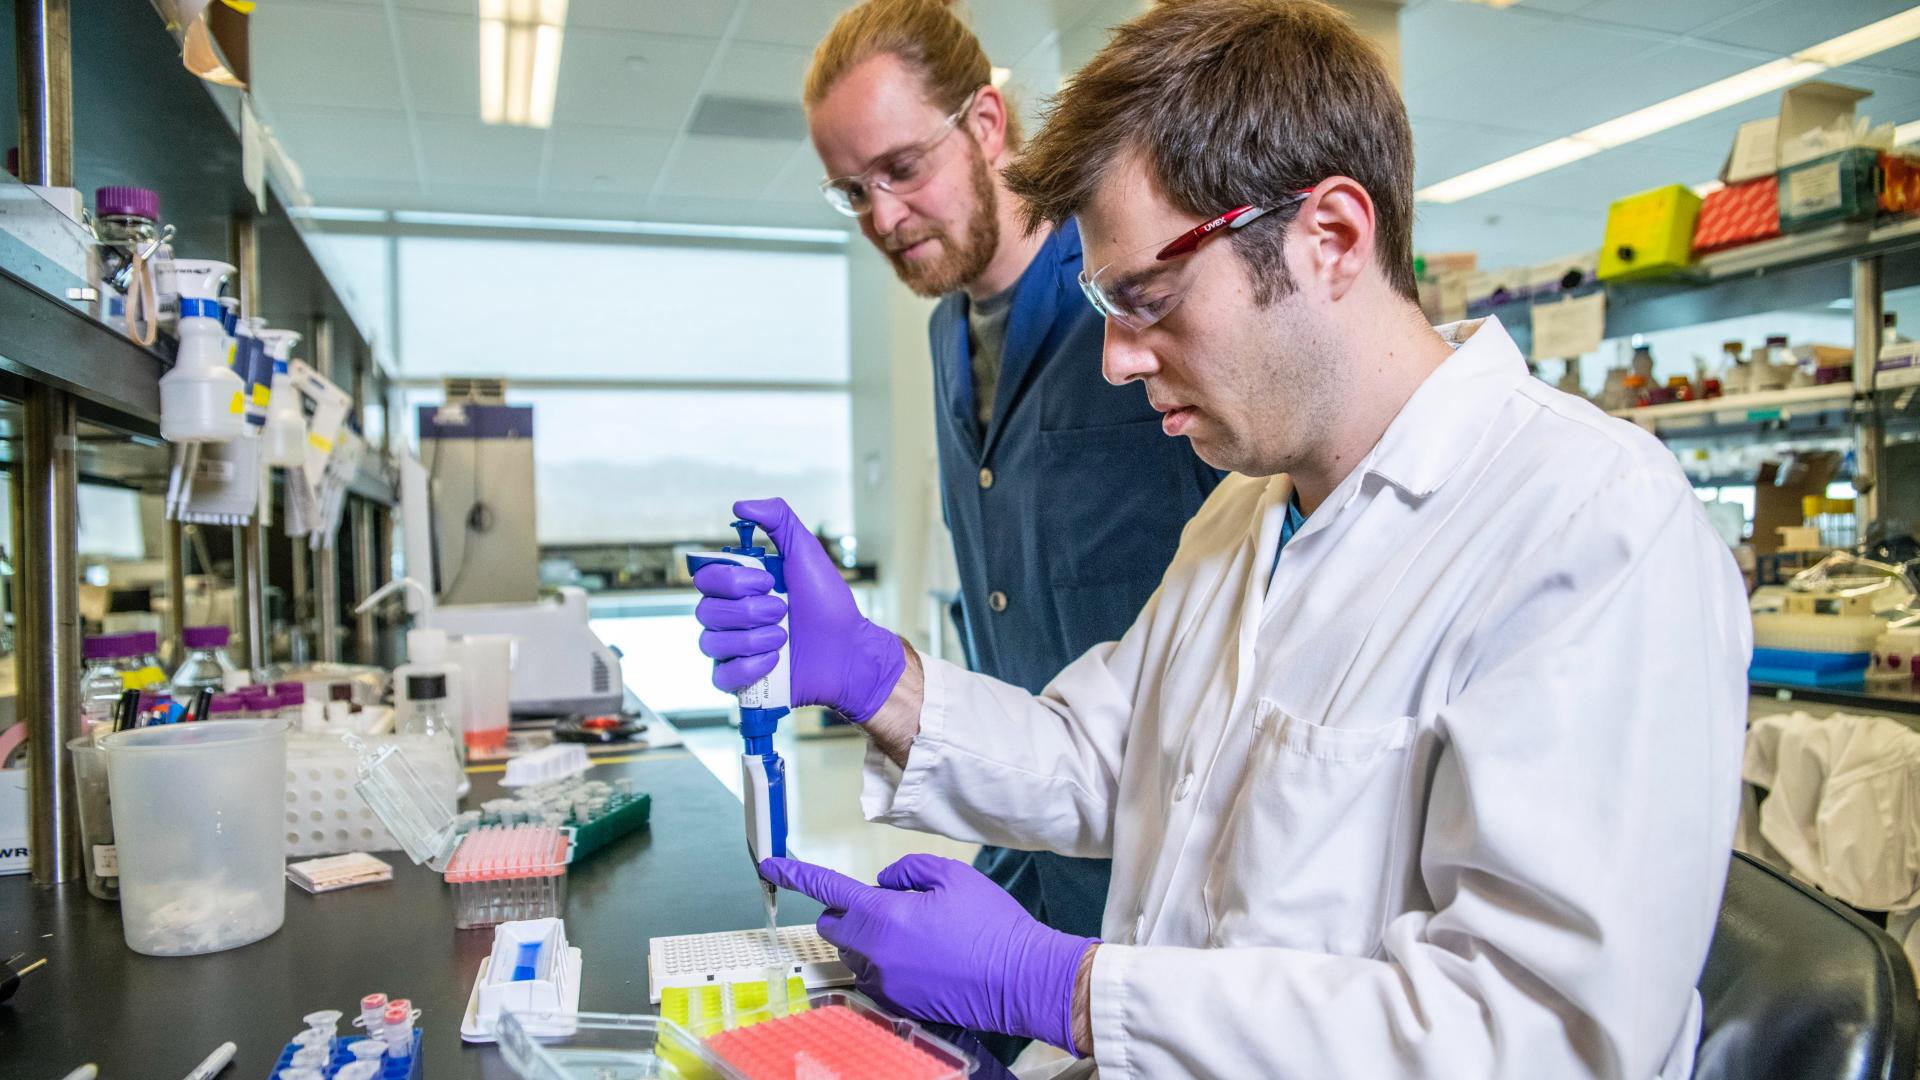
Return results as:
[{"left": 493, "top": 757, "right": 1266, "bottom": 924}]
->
[{"left": 265, "top": 1030, "right": 422, "bottom": 1079}]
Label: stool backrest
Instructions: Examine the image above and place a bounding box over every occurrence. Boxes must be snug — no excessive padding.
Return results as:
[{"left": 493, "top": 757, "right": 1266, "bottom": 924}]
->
[{"left": 1694, "top": 852, "right": 1919, "bottom": 1080}]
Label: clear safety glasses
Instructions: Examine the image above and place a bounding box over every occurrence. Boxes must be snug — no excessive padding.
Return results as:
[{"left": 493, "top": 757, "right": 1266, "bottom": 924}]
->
[
  {"left": 819, "top": 88, "right": 983, "bottom": 217},
  {"left": 1077, "top": 189, "right": 1315, "bottom": 331}
]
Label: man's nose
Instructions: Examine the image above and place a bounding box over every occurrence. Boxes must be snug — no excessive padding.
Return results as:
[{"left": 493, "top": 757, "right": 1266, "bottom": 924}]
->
[
  {"left": 869, "top": 187, "right": 910, "bottom": 239},
  {"left": 1102, "top": 320, "right": 1159, "bottom": 386}
]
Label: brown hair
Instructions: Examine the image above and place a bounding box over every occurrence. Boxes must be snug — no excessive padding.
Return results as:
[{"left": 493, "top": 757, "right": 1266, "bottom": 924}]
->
[
  {"left": 1004, "top": 0, "right": 1417, "bottom": 303},
  {"left": 804, "top": 0, "right": 1019, "bottom": 149}
]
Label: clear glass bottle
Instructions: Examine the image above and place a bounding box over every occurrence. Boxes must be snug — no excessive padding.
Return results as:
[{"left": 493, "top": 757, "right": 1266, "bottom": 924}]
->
[
  {"left": 169, "top": 625, "right": 238, "bottom": 703},
  {"left": 399, "top": 672, "right": 462, "bottom": 800},
  {"left": 122, "top": 631, "right": 168, "bottom": 692},
  {"left": 80, "top": 633, "right": 130, "bottom": 735}
]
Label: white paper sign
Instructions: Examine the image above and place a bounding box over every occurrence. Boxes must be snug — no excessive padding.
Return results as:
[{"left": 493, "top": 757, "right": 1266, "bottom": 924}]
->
[
  {"left": 1530, "top": 291, "right": 1607, "bottom": 361},
  {"left": 1725, "top": 117, "right": 1779, "bottom": 183},
  {"left": 241, "top": 95, "right": 267, "bottom": 213},
  {"left": 1785, "top": 160, "right": 1843, "bottom": 218}
]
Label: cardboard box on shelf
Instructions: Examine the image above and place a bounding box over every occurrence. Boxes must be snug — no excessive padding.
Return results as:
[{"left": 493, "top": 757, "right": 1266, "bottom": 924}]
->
[
  {"left": 1779, "top": 146, "right": 1881, "bottom": 232},
  {"left": 1722, "top": 81, "right": 1873, "bottom": 183},
  {"left": 1752, "top": 451, "right": 1841, "bottom": 556},
  {"left": 1693, "top": 176, "right": 1781, "bottom": 253}
]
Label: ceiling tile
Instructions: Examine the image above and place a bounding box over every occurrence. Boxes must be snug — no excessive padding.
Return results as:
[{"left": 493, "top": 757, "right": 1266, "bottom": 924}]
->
[
  {"left": 570, "top": 0, "right": 737, "bottom": 36},
  {"left": 396, "top": 11, "right": 481, "bottom": 117},
  {"left": 759, "top": 142, "right": 829, "bottom": 205},
  {"left": 732, "top": 0, "right": 847, "bottom": 50},
  {"left": 1403, "top": 22, "right": 1658, "bottom": 136},
  {"left": 1857, "top": 39, "right": 1920, "bottom": 78},
  {"left": 415, "top": 116, "right": 550, "bottom": 187},
  {"left": 966, "top": 0, "right": 1101, "bottom": 68},
  {"left": 708, "top": 42, "right": 811, "bottom": 103},
  {"left": 263, "top": 105, "right": 419, "bottom": 185},
  {"left": 419, "top": 181, "right": 550, "bottom": 214},
  {"left": 305, "top": 177, "right": 436, "bottom": 209},
  {"left": 1401, "top": 1, "right": 1561, "bottom": 90},
  {"left": 390, "top": 0, "right": 470, "bottom": 14},
  {"left": 1694, "top": 0, "right": 1914, "bottom": 56},
  {"left": 1496, "top": 144, "right": 1722, "bottom": 213},
  {"left": 250, "top": 4, "right": 405, "bottom": 111},
  {"left": 1571, "top": 0, "right": 1790, "bottom": 37},
  {"left": 656, "top": 135, "right": 807, "bottom": 201},
  {"left": 544, "top": 127, "right": 676, "bottom": 193},
  {"left": 552, "top": 30, "right": 718, "bottom": 132},
  {"left": 1411, "top": 118, "right": 1561, "bottom": 188}
]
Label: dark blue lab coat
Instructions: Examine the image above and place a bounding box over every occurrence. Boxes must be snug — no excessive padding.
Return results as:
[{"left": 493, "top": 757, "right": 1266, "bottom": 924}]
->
[{"left": 929, "top": 218, "right": 1221, "bottom": 943}]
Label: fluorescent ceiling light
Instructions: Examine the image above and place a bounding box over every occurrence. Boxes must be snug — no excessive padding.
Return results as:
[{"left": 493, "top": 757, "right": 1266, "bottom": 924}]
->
[
  {"left": 479, "top": 0, "right": 567, "bottom": 128},
  {"left": 1897, "top": 119, "right": 1920, "bottom": 146},
  {"left": 1416, "top": 7, "right": 1920, "bottom": 204},
  {"left": 990, "top": 66, "right": 1011, "bottom": 88}
]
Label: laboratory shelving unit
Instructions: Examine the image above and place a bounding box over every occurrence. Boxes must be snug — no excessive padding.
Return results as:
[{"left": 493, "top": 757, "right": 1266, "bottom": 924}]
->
[
  {"left": 5, "top": 0, "right": 401, "bottom": 884},
  {"left": 1485, "top": 196, "right": 1920, "bottom": 717}
]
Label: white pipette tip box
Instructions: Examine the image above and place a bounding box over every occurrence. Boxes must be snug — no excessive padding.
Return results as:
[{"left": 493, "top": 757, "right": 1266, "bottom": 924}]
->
[
  {"left": 500, "top": 743, "right": 591, "bottom": 789},
  {"left": 647, "top": 925, "right": 852, "bottom": 1004}
]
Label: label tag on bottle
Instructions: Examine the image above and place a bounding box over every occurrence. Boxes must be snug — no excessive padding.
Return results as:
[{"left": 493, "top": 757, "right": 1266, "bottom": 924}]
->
[{"left": 93, "top": 843, "right": 118, "bottom": 878}]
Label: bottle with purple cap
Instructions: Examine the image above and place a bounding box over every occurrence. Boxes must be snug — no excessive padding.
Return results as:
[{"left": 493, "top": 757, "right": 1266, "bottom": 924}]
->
[
  {"left": 169, "top": 625, "right": 238, "bottom": 704},
  {"left": 91, "top": 185, "right": 170, "bottom": 345},
  {"left": 80, "top": 633, "right": 133, "bottom": 734}
]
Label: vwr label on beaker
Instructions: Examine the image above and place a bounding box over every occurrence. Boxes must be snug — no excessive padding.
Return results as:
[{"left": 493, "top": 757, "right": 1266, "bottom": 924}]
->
[{"left": 92, "top": 844, "right": 118, "bottom": 877}]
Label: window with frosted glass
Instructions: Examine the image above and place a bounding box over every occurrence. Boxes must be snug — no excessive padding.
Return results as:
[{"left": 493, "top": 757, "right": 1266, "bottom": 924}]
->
[
  {"left": 396, "top": 236, "right": 848, "bottom": 384},
  {"left": 404, "top": 386, "right": 853, "bottom": 544}
]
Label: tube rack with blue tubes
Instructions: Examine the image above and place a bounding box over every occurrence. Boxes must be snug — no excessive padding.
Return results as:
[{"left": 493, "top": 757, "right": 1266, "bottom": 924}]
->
[{"left": 686, "top": 520, "right": 791, "bottom": 937}]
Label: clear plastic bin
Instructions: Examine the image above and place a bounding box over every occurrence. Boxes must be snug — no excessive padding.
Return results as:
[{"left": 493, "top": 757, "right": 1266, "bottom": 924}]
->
[
  {"left": 102, "top": 719, "right": 288, "bottom": 955},
  {"left": 445, "top": 825, "right": 570, "bottom": 930},
  {"left": 66, "top": 736, "right": 116, "bottom": 900},
  {"left": 496, "top": 1010, "right": 743, "bottom": 1080}
]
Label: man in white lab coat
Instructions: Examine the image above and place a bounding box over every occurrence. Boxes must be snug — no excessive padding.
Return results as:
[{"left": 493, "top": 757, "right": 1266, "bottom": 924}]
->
[{"left": 692, "top": 1, "right": 1751, "bottom": 1075}]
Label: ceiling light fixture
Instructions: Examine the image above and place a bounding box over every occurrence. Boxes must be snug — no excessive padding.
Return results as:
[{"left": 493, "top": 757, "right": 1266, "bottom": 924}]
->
[
  {"left": 479, "top": 0, "right": 568, "bottom": 128},
  {"left": 1416, "top": 8, "right": 1920, "bottom": 204}
]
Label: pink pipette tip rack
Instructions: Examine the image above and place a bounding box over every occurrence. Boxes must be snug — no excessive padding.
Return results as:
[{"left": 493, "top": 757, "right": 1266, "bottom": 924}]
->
[
  {"left": 704, "top": 1004, "right": 961, "bottom": 1080},
  {"left": 442, "top": 824, "right": 570, "bottom": 929}
]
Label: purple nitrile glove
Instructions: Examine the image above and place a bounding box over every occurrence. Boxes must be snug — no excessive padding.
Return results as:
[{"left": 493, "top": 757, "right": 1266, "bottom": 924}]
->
[
  {"left": 693, "top": 497, "right": 906, "bottom": 723},
  {"left": 761, "top": 854, "right": 1099, "bottom": 1054}
]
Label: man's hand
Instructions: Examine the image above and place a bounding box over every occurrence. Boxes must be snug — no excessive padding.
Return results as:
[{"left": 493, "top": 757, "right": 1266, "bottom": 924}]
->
[
  {"left": 693, "top": 497, "right": 906, "bottom": 723},
  {"left": 761, "top": 854, "right": 1099, "bottom": 1055}
]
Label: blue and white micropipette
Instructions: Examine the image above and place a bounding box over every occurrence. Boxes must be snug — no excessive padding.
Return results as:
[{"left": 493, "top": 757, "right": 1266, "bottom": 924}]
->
[{"left": 687, "top": 520, "right": 790, "bottom": 940}]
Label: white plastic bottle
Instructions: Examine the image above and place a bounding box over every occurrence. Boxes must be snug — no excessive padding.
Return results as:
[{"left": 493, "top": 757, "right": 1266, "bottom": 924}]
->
[
  {"left": 258, "top": 328, "right": 307, "bottom": 466},
  {"left": 155, "top": 258, "right": 244, "bottom": 443}
]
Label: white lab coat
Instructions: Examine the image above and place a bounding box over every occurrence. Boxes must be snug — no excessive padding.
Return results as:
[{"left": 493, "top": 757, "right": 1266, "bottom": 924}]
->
[
  {"left": 862, "top": 318, "right": 1751, "bottom": 1078},
  {"left": 1743, "top": 709, "right": 1920, "bottom": 912}
]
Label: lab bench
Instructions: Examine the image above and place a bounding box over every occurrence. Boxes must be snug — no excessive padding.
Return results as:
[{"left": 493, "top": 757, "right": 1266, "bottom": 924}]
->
[{"left": 0, "top": 745, "right": 823, "bottom": 1079}]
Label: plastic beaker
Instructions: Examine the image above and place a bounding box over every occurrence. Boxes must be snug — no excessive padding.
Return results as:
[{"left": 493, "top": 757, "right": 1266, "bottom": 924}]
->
[
  {"left": 103, "top": 719, "right": 288, "bottom": 955},
  {"left": 455, "top": 634, "right": 514, "bottom": 755},
  {"left": 67, "top": 737, "right": 117, "bottom": 901}
]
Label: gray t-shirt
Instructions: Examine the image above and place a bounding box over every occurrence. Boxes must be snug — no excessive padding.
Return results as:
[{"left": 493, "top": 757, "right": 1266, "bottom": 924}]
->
[{"left": 966, "top": 282, "right": 1018, "bottom": 434}]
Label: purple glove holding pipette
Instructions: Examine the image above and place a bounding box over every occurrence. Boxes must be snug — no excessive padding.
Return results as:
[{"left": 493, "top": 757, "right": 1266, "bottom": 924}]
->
[
  {"left": 692, "top": 498, "right": 906, "bottom": 722},
  {"left": 761, "top": 853, "right": 1100, "bottom": 1055}
]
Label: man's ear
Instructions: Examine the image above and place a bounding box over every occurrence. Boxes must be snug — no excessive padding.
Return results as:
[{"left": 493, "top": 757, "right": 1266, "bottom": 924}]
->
[
  {"left": 1294, "top": 177, "right": 1376, "bottom": 303},
  {"left": 968, "top": 84, "right": 1013, "bottom": 163}
]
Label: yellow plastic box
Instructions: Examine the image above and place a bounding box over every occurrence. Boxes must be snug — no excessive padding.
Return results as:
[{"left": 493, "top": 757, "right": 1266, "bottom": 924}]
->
[{"left": 1597, "top": 184, "right": 1703, "bottom": 282}]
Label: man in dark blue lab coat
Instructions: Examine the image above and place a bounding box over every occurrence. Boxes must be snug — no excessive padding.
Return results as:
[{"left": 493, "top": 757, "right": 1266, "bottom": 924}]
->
[{"left": 802, "top": 0, "right": 1220, "bottom": 1014}]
